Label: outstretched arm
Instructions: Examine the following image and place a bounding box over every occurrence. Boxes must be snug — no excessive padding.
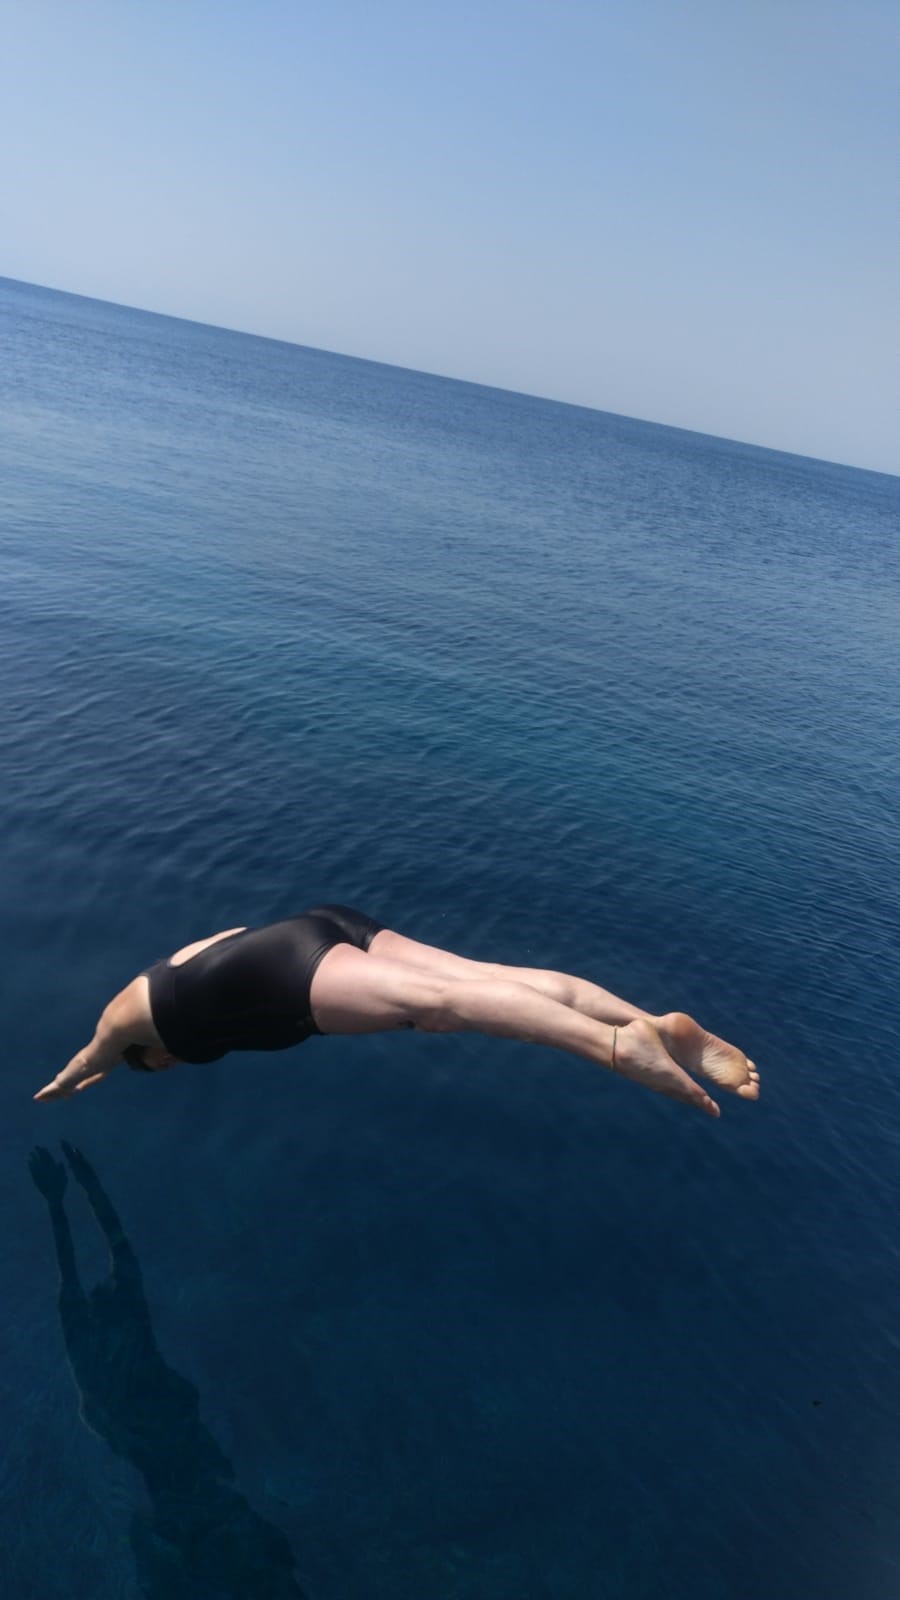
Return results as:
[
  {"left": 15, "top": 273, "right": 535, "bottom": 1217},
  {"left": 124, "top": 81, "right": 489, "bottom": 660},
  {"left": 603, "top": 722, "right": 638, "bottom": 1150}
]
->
[{"left": 35, "top": 1011, "right": 130, "bottom": 1102}]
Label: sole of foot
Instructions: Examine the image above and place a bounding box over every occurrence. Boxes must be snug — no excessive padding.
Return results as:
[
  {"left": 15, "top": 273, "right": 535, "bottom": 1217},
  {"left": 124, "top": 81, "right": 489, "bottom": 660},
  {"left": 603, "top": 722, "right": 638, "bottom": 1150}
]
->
[{"left": 658, "top": 1012, "right": 760, "bottom": 1099}]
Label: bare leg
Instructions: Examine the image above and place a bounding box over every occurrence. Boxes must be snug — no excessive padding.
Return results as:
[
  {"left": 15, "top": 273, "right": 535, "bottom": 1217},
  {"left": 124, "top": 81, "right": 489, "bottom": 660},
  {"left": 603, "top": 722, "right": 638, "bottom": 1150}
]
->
[
  {"left": 370, "top": 930, "right": 648, "bottom": 1022},
  {"left": 310, "top": 946, "right": 723, "bottom": 1117},
  {"left": 369, "top": 929, "right": 759, "bottom": 1101}
]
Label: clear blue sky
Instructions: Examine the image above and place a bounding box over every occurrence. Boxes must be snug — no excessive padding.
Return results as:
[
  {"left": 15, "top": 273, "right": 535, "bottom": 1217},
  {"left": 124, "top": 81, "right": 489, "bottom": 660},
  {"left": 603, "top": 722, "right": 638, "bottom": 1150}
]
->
[{"left": 2, "top": 1, "right": 896, "bottom": 472}]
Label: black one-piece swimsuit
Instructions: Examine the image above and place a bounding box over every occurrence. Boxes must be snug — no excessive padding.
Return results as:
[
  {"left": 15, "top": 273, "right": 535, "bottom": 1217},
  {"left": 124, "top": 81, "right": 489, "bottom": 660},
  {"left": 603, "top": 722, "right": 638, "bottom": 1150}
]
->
[{"left": 145, "top": 904, "right": 383, "bottom": 1063}]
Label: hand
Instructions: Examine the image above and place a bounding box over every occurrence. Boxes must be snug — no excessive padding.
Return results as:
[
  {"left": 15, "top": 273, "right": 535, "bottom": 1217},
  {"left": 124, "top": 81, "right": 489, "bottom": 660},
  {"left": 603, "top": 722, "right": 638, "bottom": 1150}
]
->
[
  {"left": 28, "top": 1147, "right": 67, "bottom": 1202},
  {"left": 34, "top": 1050, "right": 116, "bottom": 1102}
]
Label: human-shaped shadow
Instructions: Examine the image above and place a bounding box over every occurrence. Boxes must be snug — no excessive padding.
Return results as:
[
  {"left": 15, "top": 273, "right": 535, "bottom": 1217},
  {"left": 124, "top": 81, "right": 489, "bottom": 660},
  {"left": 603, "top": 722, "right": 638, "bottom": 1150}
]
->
[{"left": 29, "top": 1142, "right": 307, "bottom": 1599}]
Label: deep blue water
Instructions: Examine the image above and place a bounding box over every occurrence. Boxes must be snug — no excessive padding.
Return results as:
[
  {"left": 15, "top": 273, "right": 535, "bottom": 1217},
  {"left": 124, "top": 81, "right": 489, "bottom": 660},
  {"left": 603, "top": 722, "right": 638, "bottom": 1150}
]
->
[{"left": 1, "top": 273, "right": 898, "bottom": 1599}]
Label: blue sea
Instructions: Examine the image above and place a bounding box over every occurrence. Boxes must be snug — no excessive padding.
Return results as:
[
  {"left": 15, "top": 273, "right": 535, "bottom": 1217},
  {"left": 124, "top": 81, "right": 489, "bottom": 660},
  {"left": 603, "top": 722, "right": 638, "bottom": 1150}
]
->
[{"left": 1, "top": 273, "right": 898, "bottom": 1599}]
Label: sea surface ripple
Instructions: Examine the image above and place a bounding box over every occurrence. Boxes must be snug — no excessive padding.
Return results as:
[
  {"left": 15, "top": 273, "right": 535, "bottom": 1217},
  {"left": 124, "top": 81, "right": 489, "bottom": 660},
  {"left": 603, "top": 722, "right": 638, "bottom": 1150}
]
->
[{"left": 1, "top": 276, "right": 899, "bottom": 1599}]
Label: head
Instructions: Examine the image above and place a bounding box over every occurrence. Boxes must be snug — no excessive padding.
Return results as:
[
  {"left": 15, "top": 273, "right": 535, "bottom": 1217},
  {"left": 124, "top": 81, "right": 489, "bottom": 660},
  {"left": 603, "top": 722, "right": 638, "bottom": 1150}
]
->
[{"left": 122, "top": 1043, "right": 179, "bottom": 1073}]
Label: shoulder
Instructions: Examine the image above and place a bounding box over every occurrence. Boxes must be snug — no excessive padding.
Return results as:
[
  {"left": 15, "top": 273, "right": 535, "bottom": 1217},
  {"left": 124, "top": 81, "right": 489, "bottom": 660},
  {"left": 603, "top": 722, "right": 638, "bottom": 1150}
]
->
[{"left": 100, "top": 977, "right": 157, "bottom": 1046}]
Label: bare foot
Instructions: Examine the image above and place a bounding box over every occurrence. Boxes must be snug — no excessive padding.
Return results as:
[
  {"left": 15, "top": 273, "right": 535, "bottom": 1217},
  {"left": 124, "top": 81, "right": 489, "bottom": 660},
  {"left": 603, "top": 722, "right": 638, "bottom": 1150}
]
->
[
  {"left": 615, "top": 1019, "right": 720, "bottom": 1118},
  {"left": 656, "top": 1012, "right": 760, "bottom": 1100}
]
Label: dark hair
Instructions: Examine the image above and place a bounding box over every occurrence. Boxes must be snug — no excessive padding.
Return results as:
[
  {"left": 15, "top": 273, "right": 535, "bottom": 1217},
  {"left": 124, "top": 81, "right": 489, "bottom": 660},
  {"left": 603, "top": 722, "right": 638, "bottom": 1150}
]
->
[{"left": 122, "top": 1043, "right": 152, "bottom": 1072}]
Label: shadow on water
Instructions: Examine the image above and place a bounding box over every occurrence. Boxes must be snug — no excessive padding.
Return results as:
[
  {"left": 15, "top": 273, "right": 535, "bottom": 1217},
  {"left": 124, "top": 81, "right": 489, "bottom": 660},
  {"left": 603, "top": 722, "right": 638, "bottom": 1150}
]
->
[{"left": 29, "top": 1142, "right": 308, "bottom": 1600}]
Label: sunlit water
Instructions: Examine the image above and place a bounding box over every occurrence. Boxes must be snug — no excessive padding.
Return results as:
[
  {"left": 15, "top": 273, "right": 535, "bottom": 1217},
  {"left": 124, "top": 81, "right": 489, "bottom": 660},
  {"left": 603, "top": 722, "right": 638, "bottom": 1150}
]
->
[{"left": 1, "top": 275, "right": 898, "bottom": 1599}]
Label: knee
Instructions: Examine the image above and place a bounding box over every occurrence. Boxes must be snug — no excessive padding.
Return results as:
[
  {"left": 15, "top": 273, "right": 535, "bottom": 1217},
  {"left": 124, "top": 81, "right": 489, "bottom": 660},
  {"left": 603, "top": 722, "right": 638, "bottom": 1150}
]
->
[
  {"left": 410, "top": 978, "right": 460, "bottom": 1033},
  {"left": 546, "top": 970, "right": 578, "bottom": 1008}
]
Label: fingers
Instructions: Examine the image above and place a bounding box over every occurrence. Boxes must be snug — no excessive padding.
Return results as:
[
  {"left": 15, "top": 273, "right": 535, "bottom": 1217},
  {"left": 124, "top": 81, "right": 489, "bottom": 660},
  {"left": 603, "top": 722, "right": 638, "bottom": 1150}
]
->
[
  {"left": 34, "top": 1082, "right": 67, "bottom": 1102},
  {"left": 34, "top": 1060, "right": 110, "bottom": 1102},
  {"left": 34, "top": 1077, "right": 77, "bottom": 1102}
]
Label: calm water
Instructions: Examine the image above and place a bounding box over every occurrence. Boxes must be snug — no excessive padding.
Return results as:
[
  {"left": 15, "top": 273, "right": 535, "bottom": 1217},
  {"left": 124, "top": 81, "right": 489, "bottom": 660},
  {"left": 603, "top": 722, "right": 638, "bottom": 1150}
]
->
[{"left": 1, "top": 274, "right": 898, "bottom": 1599}]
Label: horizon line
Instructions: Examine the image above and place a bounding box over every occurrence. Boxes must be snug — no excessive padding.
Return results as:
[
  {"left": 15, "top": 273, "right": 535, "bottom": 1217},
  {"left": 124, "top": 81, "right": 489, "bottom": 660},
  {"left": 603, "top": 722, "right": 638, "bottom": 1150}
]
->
[{"left": 3, "top": 271, "right": 895, "bottom": 482}]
